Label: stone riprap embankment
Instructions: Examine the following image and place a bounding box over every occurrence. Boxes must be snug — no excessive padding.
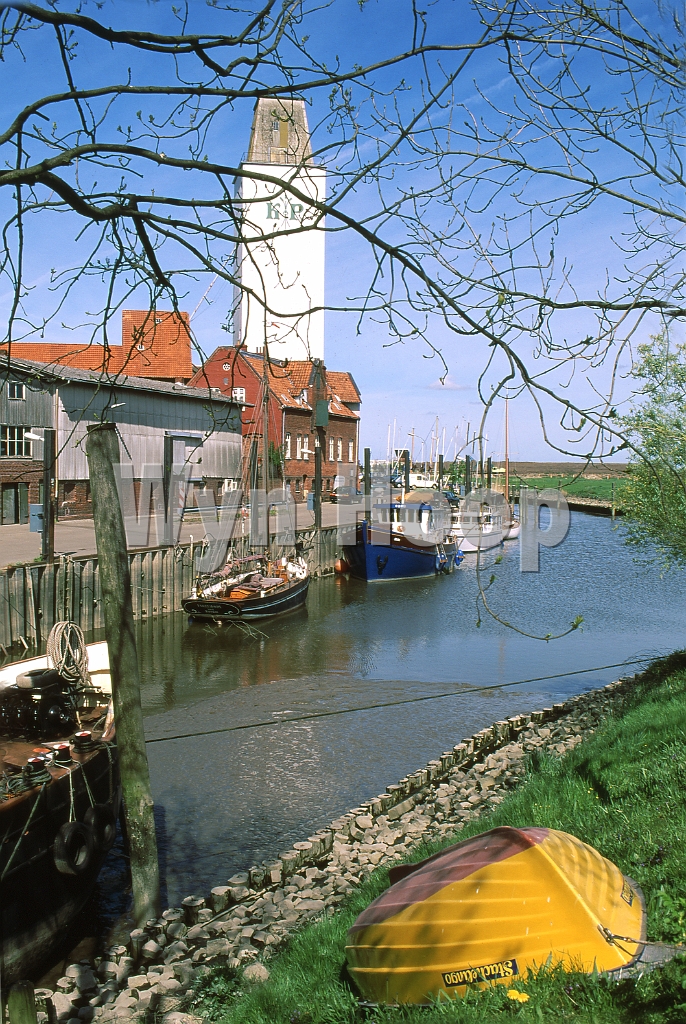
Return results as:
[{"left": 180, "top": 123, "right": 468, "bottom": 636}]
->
[{"left": 37, "top": 675, "right": 635, "bottom": 1024}]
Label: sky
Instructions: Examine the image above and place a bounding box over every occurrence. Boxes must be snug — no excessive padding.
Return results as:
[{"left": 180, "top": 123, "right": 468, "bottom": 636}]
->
[{"left": 0, "top": 0, "right": 680, "bottom": 463}]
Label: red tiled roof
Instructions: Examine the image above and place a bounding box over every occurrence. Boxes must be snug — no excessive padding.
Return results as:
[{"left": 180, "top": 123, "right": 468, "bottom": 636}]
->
[
  {"left": 189, "top": 347, "right": 360, "bottom": 419},
  {"left": 326, "top": 370, "right": 361, "bottom": 405},
  {"left": 2, "top": 310, "right": 194, "bottom": 381}
]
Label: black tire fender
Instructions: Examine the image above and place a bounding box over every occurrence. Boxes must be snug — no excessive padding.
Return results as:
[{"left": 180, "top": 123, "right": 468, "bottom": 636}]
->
[
  {"left": 53, "top": 821, "right": 94, "bottom": 876},
  {"left": 85, "top": 804, "right": 117, "bottom": 853}
]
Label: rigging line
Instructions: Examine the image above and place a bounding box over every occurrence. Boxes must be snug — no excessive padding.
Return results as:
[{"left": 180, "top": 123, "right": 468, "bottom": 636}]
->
[{"left": 146, "top": 657, "right": 651, "bottom": 745}]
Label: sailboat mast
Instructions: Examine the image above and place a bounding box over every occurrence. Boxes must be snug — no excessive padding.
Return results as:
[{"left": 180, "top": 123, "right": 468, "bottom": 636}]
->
[
  {"left": 504, "top": 395, "right": 510, "bottom": 505},
  {"left": 263, "top": 358, "right": 270, "bottom": 556}
]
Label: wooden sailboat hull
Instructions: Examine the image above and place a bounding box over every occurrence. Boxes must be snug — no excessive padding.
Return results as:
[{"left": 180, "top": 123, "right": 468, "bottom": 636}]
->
[
  {"left": 183, "top": 575, "right": 309, "bottom": 620},
  {"left": 0, "top": 743, "right": 120, "bottom": 984},
  {"left": 0, "top": 641, "right": 119, "bottom": 984}
]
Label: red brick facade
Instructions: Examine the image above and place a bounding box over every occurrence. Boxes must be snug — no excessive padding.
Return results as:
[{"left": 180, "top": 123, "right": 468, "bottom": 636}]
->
[
  {"left": 0, "top": 460, "right": 42, "bottom": 525},
  {"left": 189, "top": 347, "right": 361, "bottom": 500},
  {"left": 0, "top": 309, "right": 194, "bottom": 383}
]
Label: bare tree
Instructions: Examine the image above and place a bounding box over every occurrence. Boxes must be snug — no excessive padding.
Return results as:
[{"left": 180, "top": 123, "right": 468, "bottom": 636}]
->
[{"left": 0, "top": 0, "right": 683, "bottom": 460}]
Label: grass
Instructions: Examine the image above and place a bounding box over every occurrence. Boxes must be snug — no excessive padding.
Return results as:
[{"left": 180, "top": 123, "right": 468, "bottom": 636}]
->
[
  {"left": 517, "top": 477, "right": 630, "bottom": 503},
  {"left": 191, "top": 654, "right": 686, "bottom": 1024}
]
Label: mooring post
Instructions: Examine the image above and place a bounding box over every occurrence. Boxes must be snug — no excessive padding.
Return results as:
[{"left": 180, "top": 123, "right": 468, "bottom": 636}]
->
[
  {"left": 86, "top": 423, "right": 161, "bottom": 926},
  {"left": 41, "top": 428, "right": 56, "bottom": 564},
  {"left": 8, "top": 982, "right": 37, "bottom": 1024}
]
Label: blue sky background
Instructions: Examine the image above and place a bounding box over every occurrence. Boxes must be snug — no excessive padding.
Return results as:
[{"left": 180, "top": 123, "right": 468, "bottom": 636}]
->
[{"left": 0, "top": 0, "right": 678, "bottom": 462}]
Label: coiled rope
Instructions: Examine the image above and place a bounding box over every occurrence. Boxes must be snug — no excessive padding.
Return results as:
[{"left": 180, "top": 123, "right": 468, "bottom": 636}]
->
[{"left": 46, "top": 621, "right": 91, "bottom": 690}]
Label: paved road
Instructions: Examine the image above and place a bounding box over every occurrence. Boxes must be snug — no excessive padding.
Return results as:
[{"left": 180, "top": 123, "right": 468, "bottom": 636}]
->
[{"left": 0, "top": 502, "right": 347, "bottom": 568}]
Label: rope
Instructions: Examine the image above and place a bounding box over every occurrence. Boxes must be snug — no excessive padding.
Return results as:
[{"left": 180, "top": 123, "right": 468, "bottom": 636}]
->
[
  {"left": 599, "top": 925, "right": 684, "bottom": 956},
  {"left": 79, "top": 763, "right": 96, "bottom": 808},
  {"left": 146, "top": 657, "right": 650, "bottom": 745},
  {"left": 46, "top": 621, "right": 90, "bottom": 689},
  {"left": 68, "top": 769, "right": 75, "bottom": 823},
  {"left": 1, "top": 783, "right": 46, "bottom": 881}
]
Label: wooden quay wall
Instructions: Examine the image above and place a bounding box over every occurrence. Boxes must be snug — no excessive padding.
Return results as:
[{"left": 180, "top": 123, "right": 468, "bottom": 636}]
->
[{"left": 0, "top": 526, "right": 341, "bottom": 651}]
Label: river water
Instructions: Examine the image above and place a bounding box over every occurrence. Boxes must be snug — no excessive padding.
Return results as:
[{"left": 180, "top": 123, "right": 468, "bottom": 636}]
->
[{"left": 94, "top": 511, "right": 685, "bottom": 923}]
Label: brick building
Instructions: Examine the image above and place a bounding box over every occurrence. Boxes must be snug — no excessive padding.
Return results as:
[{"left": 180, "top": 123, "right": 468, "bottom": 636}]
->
[
  {"left": 189, "top": 347, "right": 360, "bottom": 500},
  {"left": 0, "top": 310, "right": 194, "bottom": 383}
]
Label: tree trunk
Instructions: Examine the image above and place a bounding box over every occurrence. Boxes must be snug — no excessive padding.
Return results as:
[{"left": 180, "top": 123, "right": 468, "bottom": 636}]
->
[{"left": 86, "top": 423, "right": 161, "bottom": 925}]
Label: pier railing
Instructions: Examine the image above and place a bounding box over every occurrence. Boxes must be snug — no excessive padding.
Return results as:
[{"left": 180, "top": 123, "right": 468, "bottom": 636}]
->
[{"left": 0, "top": 525, "right": 341, "bottom": 651}]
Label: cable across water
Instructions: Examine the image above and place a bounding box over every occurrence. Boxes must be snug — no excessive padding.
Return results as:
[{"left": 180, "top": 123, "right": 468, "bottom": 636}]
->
[{"left": 145, "top": 657, "right": 650, "bottom": 745}]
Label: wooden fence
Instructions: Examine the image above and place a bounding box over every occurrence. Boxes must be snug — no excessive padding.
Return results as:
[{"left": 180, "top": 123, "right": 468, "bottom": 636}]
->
[{"left": 0, "top": 525, "right": 341, "bottom": 652}]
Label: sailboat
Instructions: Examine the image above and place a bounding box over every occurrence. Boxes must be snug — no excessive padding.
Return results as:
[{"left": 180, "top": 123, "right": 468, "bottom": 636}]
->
[{"left": 183, "top": 356, "right": 310, "bottom": 622}]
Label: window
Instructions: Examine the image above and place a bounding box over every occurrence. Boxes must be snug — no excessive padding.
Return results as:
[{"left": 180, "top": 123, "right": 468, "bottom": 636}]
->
[
  {"left": 231, "top": 387, "right": 246, "bottom": 403},
  {"left": 155, "top": 317, "right": 162, "bottom": 324},
  {"left": 272, "top": 119, "right": 280, "bottom": 132},
  {"left": 296, "top": 434, "right": 302, "bottom": 459},
  {"left": 285, "top": 432, "right": 291, "bottom": 459},
  {"left": 295, "top": 478, "right": 301, "bottom": 493},
  {"left": 328, "top": 436, "right": 334, "bottom": 462},
  {"left": 222, "top": 362, "right": 231, "bottom": 371},
  {"left": 1, "top": 426, "right": 31, "bottom": 458},
  {"left": 303, "top": 434, "right": 310, "bottom": 460},
  {"left": 8, "top": 381, "right": 24, "bottom": 400},
  {"left": 337, "top": 437, "right": 343, "bottom": 462},
  {"left": 348, "top": 439, "right": 354, "bottom": 463}
]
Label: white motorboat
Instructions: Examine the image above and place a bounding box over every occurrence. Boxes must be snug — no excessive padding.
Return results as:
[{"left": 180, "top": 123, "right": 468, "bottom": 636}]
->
[{"left": 447, "top": 501, "right": 504, "bottom": 553}]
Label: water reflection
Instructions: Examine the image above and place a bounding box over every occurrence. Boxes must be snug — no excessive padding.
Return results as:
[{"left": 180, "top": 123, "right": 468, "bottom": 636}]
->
[{"left": 107, "top": 513, "right": 685, "bottom": 910}]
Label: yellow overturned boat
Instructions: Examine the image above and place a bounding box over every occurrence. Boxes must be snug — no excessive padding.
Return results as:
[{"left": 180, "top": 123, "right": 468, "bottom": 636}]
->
[{"left": 346, "top": 826, "right": 646, "bottom": 1004}]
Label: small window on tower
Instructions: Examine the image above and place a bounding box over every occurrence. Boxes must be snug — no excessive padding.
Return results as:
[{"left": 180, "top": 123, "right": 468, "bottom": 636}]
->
[
  {"left": 155, "top": 317, "right": 162, "bottom": 324},
  {"left": 272, "top": 119, "right": 280, "bottom": 132},
  {"left": 137, "top": 343, "right": 145, "bottom": 352}
]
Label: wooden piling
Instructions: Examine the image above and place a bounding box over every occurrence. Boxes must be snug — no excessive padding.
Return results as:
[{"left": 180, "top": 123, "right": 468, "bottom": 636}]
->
[
  {"left": 86, "top": 422, "right": 161, "bottom": 926},
  {"left": 7, "top": 982, "right": 37, "bottom": 1024}
]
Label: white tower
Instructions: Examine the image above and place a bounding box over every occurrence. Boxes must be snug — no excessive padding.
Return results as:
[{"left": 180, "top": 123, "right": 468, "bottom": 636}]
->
[{"left": 235, "top": 99, "right": 326, "bottom": 361}]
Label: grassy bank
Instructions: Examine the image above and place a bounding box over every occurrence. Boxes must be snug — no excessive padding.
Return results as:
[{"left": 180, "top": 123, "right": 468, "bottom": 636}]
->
[
  {"left": 518, "top": 476, "right": 629, "bottom": 503},
  {"left": 193, "top": 655, "right": 686, "bottom": 1024}
]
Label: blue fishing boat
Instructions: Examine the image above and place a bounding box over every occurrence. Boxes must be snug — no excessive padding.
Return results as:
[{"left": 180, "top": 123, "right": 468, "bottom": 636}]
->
[{"left": 343, "top": 493, "right": 463, "bottom": 581}]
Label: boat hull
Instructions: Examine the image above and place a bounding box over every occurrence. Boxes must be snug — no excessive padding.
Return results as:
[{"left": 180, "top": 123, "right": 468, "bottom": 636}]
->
[
  {"left": 183, "top": 576, "right": 309, "bottom": 620},
  {"left": 346, "top": 826, "right": 646, "bottom": 1005},
  {"left": 344, "top": 524, "right": 460, "bottom": 582},
  {"left": 0, "top": 743, "right": 121, "bottom": 984}
]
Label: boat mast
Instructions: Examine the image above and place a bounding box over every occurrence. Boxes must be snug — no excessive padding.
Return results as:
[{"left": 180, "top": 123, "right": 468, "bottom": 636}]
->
[
  {"left": 504, "top": 395, "right": 510, "bottom": 507},
  {"left": 263, "top": 355, "right": 270, "bottom": 558}
]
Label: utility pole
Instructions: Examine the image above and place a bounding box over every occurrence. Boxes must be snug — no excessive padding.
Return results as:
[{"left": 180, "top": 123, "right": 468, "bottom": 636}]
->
[
  {"left": 505, "top": 395, "right": 510, "bottom": 505},
  {"left": 86, "top": 423, "right": 161, "bottom": 926},
  {"left": 314, "top": 439, "right": 322, "bottom": 530},
  {"left": 42, "top": 428, "right": 56, "bottom": 563}
]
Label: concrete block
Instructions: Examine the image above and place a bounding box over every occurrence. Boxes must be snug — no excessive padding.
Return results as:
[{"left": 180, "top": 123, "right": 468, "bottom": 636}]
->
[{"left": 387, "top": 795, "right": 415, "bottom": 821}]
